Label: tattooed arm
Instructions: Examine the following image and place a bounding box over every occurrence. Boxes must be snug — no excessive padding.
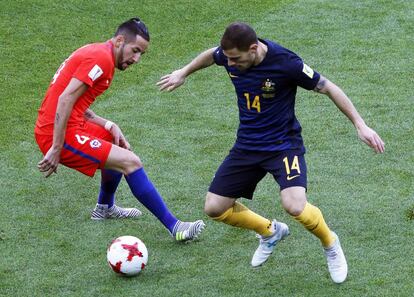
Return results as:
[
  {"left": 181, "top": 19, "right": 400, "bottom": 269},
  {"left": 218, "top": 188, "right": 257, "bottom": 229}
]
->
[
  {"left": 84, "top": 109, "right": 107, "bottom": 127},
  {"left": 314, "top": 75, "right": 363, "bottom": 124},
  {"left": 37, "top": 78, "right": 88, "bottom": 177},
  {"left": 84, "top": 109, "right": 130, "bottom": 150},
  {"left": 313, "top": 75, "right": 384, "bottom": 153}
]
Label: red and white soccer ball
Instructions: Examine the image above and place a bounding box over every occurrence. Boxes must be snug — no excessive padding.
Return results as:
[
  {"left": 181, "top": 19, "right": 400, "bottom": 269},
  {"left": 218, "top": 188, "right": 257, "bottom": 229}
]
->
[{"left": 107, "top": 235, "right": 148, "bottom": 276}]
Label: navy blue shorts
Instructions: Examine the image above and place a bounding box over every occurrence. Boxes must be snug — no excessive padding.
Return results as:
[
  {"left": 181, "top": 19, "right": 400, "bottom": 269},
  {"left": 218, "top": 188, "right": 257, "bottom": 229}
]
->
[{"left": 208, "top": 148, "right": 307, "bottom": 199}]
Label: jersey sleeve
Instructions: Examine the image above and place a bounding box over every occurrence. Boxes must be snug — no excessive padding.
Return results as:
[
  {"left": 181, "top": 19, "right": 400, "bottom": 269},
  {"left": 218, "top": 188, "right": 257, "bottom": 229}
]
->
[
  {"left": 285, "top": 54, "right": 320, "bottom": 90},
  {"left": 72, "top": 54, "right": 110, "bottom": 87},
  {"left": 212, "top": 47, "right": 226, "bottom": 66}
]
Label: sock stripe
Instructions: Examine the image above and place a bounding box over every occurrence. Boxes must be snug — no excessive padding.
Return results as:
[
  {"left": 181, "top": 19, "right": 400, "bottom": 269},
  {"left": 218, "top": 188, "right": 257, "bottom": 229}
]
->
[{"left": 309, "top": 221, "right": 320, "bottom": 231}]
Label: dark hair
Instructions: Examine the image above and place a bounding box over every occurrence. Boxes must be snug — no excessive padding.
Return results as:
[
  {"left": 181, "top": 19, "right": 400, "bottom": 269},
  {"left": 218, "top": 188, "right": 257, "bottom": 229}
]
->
[
  {"left": 115, "top": 17, "right": 150, "bottom": 42},
  {"left": 220, "top": 22, "right": 258, "bottom": 51}
]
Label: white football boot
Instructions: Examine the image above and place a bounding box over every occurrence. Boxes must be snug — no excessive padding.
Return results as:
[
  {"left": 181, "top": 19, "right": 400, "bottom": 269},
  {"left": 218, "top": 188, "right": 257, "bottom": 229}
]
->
[
  {"left": 324, "top": 232, "right": 348, "bottom": 283},
  {"left": 172, "top": 220, "right": 206, "bottom": 242},
  {"left": 91, "top": 204, "right": 142, "bottom": 220},
  {"left": 251, "top": 220, "right": 290, "bottom": 267}
]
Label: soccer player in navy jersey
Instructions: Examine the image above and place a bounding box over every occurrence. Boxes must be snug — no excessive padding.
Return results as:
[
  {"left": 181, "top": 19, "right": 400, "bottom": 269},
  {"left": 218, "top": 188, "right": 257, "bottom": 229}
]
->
[
  {"left": 36, "top": 18, "right": 205, "bottom": 242},
  {"left": 158, "top": 22, "right": 384, "bottom": 283}
]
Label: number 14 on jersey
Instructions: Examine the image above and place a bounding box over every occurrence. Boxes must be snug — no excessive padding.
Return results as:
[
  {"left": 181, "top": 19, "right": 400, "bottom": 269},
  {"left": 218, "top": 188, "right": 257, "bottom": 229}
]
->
[{"left": 244, "top": 93, "right": 261, "bottom": 113}]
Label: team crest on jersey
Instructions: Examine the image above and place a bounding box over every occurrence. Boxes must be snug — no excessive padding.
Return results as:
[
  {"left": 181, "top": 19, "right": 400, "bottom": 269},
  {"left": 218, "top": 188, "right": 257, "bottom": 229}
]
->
[
  {"left": 90, "top": 139, "right": 102, "bottom": 149},
  {"left": 261, "top": 79, "right": 276, "bottom": 98}
]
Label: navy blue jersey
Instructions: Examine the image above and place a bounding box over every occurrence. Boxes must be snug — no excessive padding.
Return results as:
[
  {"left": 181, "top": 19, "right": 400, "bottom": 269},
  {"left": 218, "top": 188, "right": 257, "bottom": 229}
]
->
[{"left": 213, "top": 39, "right": 320, "bottom": 151}]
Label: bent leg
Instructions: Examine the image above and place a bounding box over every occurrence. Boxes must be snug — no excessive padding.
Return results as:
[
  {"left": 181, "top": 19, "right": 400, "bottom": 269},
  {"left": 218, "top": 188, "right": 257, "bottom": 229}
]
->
[
  {"left": 281, "top": 186, "right": 334, "bottom": 247},
  {"left": 105, "top": 145, "right": 178, "bottom": 232},
  {"left": 104, "top": 143, "right": 143, "bottom": 174},
  {"left": 205, "top": 192, "right": 273, "bottom": 236},
  {"left": 97, "top": 169, "right": 123, "bottom": 208}
]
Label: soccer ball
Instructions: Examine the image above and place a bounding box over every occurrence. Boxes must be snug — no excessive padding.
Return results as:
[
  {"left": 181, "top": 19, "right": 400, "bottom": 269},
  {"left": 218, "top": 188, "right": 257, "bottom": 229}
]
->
[{"left": 107, "top": 235, "right": 148, "bottom": 276}]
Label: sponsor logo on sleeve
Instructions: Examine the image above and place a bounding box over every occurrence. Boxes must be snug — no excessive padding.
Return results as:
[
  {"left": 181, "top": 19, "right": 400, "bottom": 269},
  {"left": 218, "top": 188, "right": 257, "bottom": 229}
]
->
[
  {"left": 88, "top": 64, "right": 104, "bottom": 81},
  {"left": 302, "top": 64, "right": 314, "bottom": 79}
]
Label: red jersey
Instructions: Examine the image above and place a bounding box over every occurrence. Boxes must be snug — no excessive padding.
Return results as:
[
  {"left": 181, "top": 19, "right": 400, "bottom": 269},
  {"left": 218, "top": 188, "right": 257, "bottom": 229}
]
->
[{"left": 35, "top": 41, "right": 115, "bottom": 135}]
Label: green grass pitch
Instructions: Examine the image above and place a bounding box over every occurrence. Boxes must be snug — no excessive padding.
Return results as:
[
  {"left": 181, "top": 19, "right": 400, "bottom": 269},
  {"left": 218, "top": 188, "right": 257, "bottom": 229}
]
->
[{"left": 0, "top": 1, "right": 413, "bottom": 296}]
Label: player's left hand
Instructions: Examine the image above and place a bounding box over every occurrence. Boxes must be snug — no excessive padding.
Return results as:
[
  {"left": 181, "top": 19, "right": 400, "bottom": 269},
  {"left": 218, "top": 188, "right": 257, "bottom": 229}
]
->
[
  {"left": 357, "top": 125, "right": 385, "bottom": 153},
  {"left": 38, "top": 145, "right": 61, "bottom": 177},
  {"left": 110, "top": 124, "right": 131, "bottom": 150}
]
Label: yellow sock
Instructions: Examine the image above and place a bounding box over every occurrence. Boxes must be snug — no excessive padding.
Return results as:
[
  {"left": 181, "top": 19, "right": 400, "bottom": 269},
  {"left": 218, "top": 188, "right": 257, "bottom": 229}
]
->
[
  {"left": 293, "top": 202, "right": 335, "bottom": 247},
  {"left": 212, "top": 201, "right": 273, "bottom": 236}
]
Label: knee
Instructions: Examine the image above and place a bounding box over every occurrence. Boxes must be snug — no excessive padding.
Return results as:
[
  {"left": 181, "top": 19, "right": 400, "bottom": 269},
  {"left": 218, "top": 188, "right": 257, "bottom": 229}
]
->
[
  {"left": 284, "top": 203, "right": 305, "bottom": 217},
  {"left": 204, "top": 201, "right": 222, "bottom": 218},
  {"left": 204, "top": 193, "right": 229, "bottom": 218},
  {"left": 121, "top": 152, "right": 143, "bottom": 174},
  {"left": 281, "top": 190, "right": 307, "bottom": 216}
]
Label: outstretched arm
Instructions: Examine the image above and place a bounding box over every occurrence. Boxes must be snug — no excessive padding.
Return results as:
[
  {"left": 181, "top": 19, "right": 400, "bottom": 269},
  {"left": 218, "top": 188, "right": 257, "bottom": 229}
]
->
[
  {"left": 157, "top": 47, "right": 216, "bottom": 92},
  {"left": 314, "top": 75, "right": 385, "bottom": 153}
]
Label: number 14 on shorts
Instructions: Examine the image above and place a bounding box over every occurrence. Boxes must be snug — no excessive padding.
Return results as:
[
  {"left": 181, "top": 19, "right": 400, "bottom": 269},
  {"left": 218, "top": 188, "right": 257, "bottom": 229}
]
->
[{"left": 283, "top": 155, "right": 301, "bottom": 180}]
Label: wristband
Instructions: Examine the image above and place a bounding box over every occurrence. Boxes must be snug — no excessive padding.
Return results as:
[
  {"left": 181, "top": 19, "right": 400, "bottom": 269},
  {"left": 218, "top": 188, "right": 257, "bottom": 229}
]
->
[{"left": 104, "top": 121, "right": 114, "bottom": 131}]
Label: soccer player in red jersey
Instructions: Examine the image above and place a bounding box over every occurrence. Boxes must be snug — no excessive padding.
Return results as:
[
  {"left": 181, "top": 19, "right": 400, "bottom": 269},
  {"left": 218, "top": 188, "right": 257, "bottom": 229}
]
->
[{"left": 35, "top": 18, "right": 205, "bottom": 242}]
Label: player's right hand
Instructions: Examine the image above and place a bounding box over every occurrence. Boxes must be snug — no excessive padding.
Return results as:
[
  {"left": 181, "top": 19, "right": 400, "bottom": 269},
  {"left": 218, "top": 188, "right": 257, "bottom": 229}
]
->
[
  {"left": 38, "top": 146, "right": 61, "bottom": 178},
  {"left": 157, "top": 69, "right": 186, "bottom": 92},
  {"left": 357, "top": 125, "right": 385, "bottom": 154}
]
